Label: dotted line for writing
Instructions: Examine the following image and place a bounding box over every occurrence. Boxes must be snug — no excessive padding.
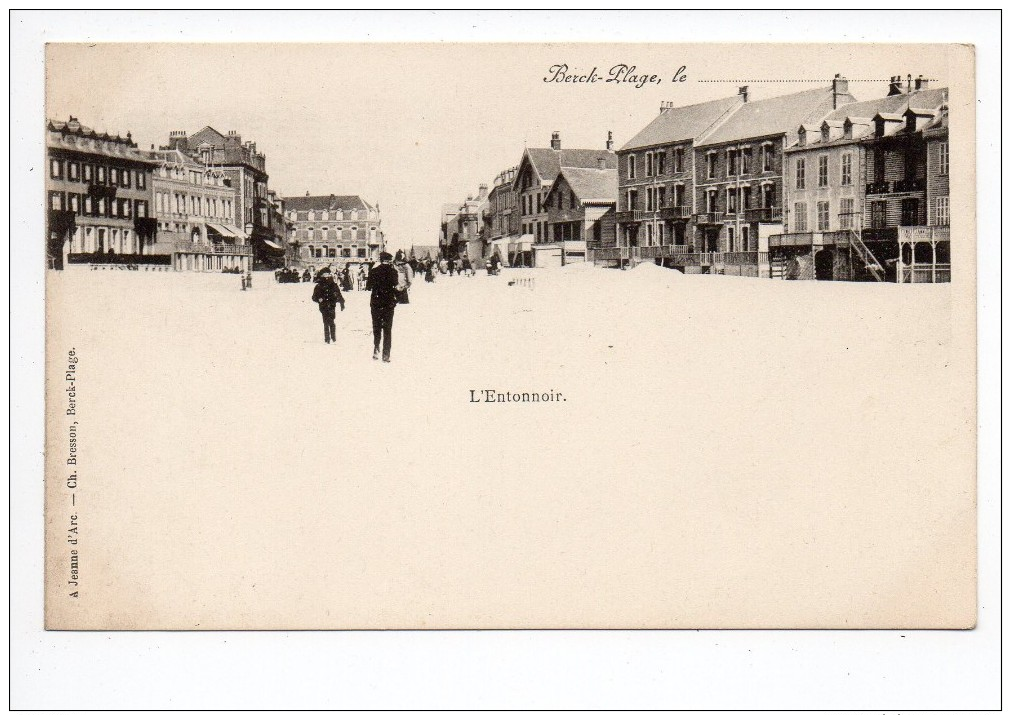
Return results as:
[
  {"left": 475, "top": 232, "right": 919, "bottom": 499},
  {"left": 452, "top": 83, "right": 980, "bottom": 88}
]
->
[{"left": 698, "top": 79, "right": 938, "bottom": 83}]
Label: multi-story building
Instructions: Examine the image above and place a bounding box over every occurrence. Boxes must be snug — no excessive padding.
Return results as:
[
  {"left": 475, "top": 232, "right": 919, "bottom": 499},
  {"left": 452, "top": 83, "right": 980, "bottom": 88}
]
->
[
  {"left": 543, "top": 165, "right": 618, "bottom": 265},
  {"left": 615, "top": 95, "right": 744, "bottom": 267},
  {"left": 485, "top": 168, "right": 523, "bottom": 266},
  {"left": 46, "top": 116, "right": 157, "bottom": 269},
  {"left": 693, "top": 79, "right": 855, "bottom": 275},
  {"left": 915, "top": 106, "right": 951, "bottom": 282},
  {"left": 282, "top": 194, "right": 384, "bottom": 272},
  {"left": 164, "top": 127, "right": 280, "bottom": 269},
  {"left": 780, "top": 79, "right": 946, "bottom": 281},
  {"left": 440, "top": 186, "right": 488, "bottom": 264},
  {"left": 148, "top": 147, "right": 250, "bottom": 272},
  {"left": 513, "top": 131, "right": 616, "bottom": 267},
  {"left": 265, "top": 190, "right": 294, "bottom": 267}
]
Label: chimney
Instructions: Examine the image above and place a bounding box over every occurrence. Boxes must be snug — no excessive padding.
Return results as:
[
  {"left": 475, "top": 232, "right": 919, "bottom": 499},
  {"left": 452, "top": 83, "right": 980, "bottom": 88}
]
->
[
  {"left": 550, "top": 131, "right": 561, "bottom": 150},
  {"left": 915, "top": 74, "right": 929, "bottom": 91},
  {"left": 832, "top": 74, "right": 849, "bottom": 109},
  {"left": 478, "top": 183, "right": 489, "bottom": 201},
  {"left": 606, "top": 130, "right": 614, "bottom": 151},
  {"left": 306, "top": 190, "right": 310, "bottom": 196},
  {"left": 738, "top": 86, "right": 749, "bottom": 102},
  {"left": 906, "top": 74, "right": 913, "bottom": 93},
  {"left": 597, "top": 157, "right": 607, "bottom": 170},
  {"left": 888, "top": 75, "right": 904, "bottom": 96}
]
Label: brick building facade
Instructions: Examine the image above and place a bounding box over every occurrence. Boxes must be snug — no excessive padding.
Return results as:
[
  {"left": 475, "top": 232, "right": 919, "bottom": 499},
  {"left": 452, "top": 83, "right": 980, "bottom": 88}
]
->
[{"left": 283, "top": 194, "right": 383, "bottom": 272}]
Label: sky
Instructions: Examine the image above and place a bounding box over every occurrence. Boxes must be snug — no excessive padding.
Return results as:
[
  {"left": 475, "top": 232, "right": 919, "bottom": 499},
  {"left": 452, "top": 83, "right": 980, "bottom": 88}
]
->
[{"left": 46, "top": 43, "right": 956, "bottom": 251}]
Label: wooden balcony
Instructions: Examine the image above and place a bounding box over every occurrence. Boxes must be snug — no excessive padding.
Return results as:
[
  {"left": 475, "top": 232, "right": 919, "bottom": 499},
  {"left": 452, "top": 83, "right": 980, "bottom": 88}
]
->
[
  {"left": 615, "top": 210, "right": 651, "bottom": 223},
  {"left": 695, "top": 212, "right": 724, "bottom": 225},
  {"left": 893, "top": 177, "right": 926, "bottom": 193},
  {"left": 897, "top": 226, "right": 950, "bottom": 243},
  {"left": 744, "top": 206, "right": 782, "bottom": 223},
  {"left": 658, "top": 205, "right": 692, "bottom": 221},
  {"left": 866, "top": 181, "right": 891, "bottom": 194}
]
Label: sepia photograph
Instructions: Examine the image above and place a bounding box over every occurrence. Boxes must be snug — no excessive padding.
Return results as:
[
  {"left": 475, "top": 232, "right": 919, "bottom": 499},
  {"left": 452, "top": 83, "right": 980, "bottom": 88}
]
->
[{"left": 12, "top": 9, "right": 1000, "bottom": 711}]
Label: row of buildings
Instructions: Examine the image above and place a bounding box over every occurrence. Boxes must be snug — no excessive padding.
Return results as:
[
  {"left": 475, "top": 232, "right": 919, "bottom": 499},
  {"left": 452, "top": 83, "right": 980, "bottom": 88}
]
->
[
  {"left": 437, "top": 74, "right": 951, "bottom": 283},
  {"left": 45, "top": 118, "right": 385, "bottom": 272}
]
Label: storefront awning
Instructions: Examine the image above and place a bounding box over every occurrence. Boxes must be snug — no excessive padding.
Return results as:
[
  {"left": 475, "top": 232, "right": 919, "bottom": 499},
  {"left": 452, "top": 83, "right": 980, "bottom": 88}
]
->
[
  {"left": 262, "top": 238, "right": 284, "bottom": 251},
  {"left": 207, "top": 223, "right": 245, "bottom": 240}
]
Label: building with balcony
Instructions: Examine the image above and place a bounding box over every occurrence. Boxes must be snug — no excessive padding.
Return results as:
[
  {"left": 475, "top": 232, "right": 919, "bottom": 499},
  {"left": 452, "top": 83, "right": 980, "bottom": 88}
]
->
[
  {"left": 147, "top": 148, "right": 251, "bottom": 272},
  {"left": 616, "top": 94, "right": 743, "bottom": 264},
  {"left": 781, "top": 80, "right": 947, "bottom": 281},
  {"left": 543, "top": 166, "right": 617, "bottom": 266},
  {"left": 164, "top": 127, "right": 281, "bottom": 269},
  {"left": 513, "top": 131, "right": 616, "bottom": 267},
  {"left": 46, "top": 116, "right": 158, "bottom": 270},
  {"left": 857, "top": 80, "right": 948, "bottom": 282},
  {"left": 693, "top": 79, "right": 855, "bottom": 261},
  {"left": 485, "top": 168, "right": 528, "bottom": 266},
  {"left": 282, "top": 194, "right": 383, "bottom": 272}
]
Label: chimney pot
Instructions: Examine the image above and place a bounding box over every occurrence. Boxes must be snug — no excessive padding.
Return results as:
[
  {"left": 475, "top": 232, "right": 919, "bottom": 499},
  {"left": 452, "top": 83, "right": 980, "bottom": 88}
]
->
[
  {"left": 606, "top": 130, "right": 614, "bottom": 151},
  {"left": 550, "top": 131, "right": 561, "bottom": 150},
  {"left": 738, "top": 86, "right": 749, "bottom": 102}
]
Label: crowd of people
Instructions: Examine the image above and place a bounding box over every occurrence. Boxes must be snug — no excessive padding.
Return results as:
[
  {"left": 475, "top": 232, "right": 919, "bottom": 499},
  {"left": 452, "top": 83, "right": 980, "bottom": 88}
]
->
[{"left": 297, "top": 248, "right": 506, "bottom": 360}]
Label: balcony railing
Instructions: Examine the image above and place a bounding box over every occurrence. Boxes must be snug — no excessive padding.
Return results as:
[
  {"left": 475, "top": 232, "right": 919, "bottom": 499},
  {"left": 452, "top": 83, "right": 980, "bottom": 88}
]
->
[
  {"left": 636, "top": 244, "right": 692, "bottom": 259},
  {"left": 695, "top": 212, "right": 724, "bottom": 225},
  {"left": 897, "top": 263, "right": 951, "bottom": 283},
  {"left": 658, "top": 205, "right": 692, "bottom": 221},
  {"left": 861, "top": 227, "right": 899, "bottom": 243},
  {"left": 679, "top": 251, "right": 768, "bottom": 266},
  {"left": 615, "top": 210, "right": 651, "bottom": 223},
  {"left": 210, "top": 243, "right": 253, "bottom": 256},
  {"left": 866, "top": 181, "right": 891, "bottom": 194},
  {"left": 769, "top": 232, "right": 814, "bottom": 247},
  {"left": 744, "top": 206, "right": 783, "bottom": 223},
  {"left": 893, "top": 177, "right": 926, "bottom": 193},
  {"left": 897, "top": 226, "right": 950, "bottom": 243}
]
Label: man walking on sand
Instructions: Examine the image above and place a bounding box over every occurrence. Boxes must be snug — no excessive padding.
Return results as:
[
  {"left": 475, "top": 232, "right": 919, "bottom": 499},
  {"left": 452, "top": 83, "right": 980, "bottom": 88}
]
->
[
  {"left": 311, "top": 266, "right": 345, "bottom": 344},
  {"left": 366, "top": 251, "right": 400, "bottom": 362}
]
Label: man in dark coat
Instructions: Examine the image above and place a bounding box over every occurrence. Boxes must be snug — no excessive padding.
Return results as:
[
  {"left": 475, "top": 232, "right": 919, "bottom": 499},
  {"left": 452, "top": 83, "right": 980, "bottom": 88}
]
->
[
  {"left": 311, "top": 267, "right": 345, "bottom": 344},
  {"left": 366, "top": 251, "right": 400, "bottom": 362}
]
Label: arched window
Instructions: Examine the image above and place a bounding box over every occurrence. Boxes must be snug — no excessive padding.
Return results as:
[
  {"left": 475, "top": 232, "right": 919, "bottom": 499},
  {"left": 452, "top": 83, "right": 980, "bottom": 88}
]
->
[{"left": 322, "top": 210, "right": 329, "bottom": 221}]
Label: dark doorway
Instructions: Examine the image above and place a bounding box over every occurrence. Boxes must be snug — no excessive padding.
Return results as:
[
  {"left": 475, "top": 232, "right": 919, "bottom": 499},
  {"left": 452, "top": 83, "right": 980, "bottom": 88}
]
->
[
  {"left": 901, "top": 198, "right": 920, "bottom": 226},
  {"left": 814, "top": 249, "right": 834, "bottom": 280}
]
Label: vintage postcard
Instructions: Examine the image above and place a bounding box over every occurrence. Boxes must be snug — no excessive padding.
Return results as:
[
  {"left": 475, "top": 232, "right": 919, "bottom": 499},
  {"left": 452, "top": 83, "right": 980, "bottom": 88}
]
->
[{"left": 43, "top": 42, "right": 976, "bottom": 630}]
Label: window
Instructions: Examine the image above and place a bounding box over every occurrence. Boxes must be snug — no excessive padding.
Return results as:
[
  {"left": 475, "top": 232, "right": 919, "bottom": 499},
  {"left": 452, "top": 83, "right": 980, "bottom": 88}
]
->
[
  {"left": 84, "top": 196, "right": 92, "bottom": 215},
  {"left": 840, "top": 198, "right": 854, "bottom": 229},
  {"left": 935, "top": 197, "right": 949, "bottom": 226},
  {"left": 673, "top": 147, "right": 684, "bottom": 173},
  {"left": 873, "top": 148, "right": 885, "bottom": 184},
  {"left": 818, "top": 155, "right": 829, "bottom": 187},
  {"left": 726, "top": 188, "right": 738, "bottom": 214},
  {"left": 795, "top": 158, "right": 806, "bottom": 189},
  {"left": 110, "top": 168, "right": 119, "bottom": 185},
  {"left": 658, "top": 186, "right": 666, "bottom": 208},
  {"left": 939, "top": 142, "right": 949, "bottom": 175},
  {"left": 357, "top": 248, "right": 367, "bottom": 258},
  {"left": 49, "top": 191, "right": 63, "bottom": 211},
  {"left": 741, "top": 225, "right": 750, "bottom": 252},
  {"left": 762, "top": 145, "right": 774, "bottom": 172},
  {"left": 122, "top": 169, "right": 131, "bottom": 188},
  {"left": 674, "top": 184, "right": 685, "bottom": 206},
  {"left": 536, "top": 193, "right": 543, "bottom": 213},
  {"left": 727, "top": 149, "right": 737, "bottom": 176},
  {"left": 136, "top": 200, "right": 147, "bottom": 218},
  {"left": 871, "top": 201, "right": 887, "bottom": 229},
  {"left": 627, "top": 154, "right": 636, "bottom": 179},
  {"left": 97, "top": 198, "right": 106, "bottom": 216},
  {"left": 569, "top": 191, "right": 577, "bottom": 210},
  {"left": 645, "top": 153, "right": 653, "bottom": 177},
  {"left": 741, "top": 147, "right": 751, "bottom": 175},
  {"left": 656, "top": 151, "right": 666, "bottom": 175},
  {"left": 68, "top": 162, "right": 80, "bottom": 181},
  {"left": 727, "top": 226, "right": 735, "bottom": 252},
  {"left": 817, "top": 201, "right": 830, "bottom": 231},
  {"left": 841, "top": 153, "right": 853, "bottom": 186},
  {"left": 741, "top": 185, "right": 751, "bottom": 210},
  {"left": 110, "top": 199, "right": 119, "bottom": 218},
  {"left": 96, "top": 166, "right": 106, "bottom": 184},
  {"left": 627, "top": 189, "right": 638, "bottom": 211},
  {"left": 50, "top": 158, "right": 63, "bottom": 179},
  {"left": 123, "top": 199, "right": 132, "bottom": 219},
  {"left": 83, "top": 164, "right": 93, "bottom": 182},
  {"left": 707, "top": 153, "right": 717, "bottom": 179},
  {"left": 69, "top": 194, "right": 80, "bottom": 214},
  {"left": 793, "top": 202, "right": 807, "bottom": 231}
]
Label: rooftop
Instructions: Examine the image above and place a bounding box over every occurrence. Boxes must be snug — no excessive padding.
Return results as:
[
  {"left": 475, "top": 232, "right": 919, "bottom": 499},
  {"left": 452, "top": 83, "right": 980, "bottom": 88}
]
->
[{"left": 621, "top": 95, "right": 744, "bottom": 151}]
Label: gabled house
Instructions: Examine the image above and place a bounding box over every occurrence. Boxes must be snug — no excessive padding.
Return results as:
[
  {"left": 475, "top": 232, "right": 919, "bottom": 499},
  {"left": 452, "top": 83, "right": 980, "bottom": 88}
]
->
[
  {"left": 513, "top": 131, "right": 617, "bottom": 266},
  {"left": 543, "top": 165, "right": 618, "bottom": 265}
]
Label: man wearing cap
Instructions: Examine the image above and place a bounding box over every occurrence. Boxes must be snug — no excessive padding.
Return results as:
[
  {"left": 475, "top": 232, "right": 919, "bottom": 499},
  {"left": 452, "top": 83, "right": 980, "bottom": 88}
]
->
[
  {"left": 366, "top": 251, "right": 400, "bottom": 362},
  {"left": 311, "top": 266, "right": 345, "bottom": 344}
]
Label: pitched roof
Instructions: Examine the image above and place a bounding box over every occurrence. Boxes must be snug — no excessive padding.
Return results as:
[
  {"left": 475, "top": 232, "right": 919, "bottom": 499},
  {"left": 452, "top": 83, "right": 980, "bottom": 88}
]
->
[
  {"left": 549, "top": 167, "right": 618, "bottom": 204},
  {"left": 822, "top": 87, "right": 947, "bottom": 123},
  {"left": 523, "top": 147, "right": 617, "bottom": 185},
  {"left": 698, "top": 86, "right": 855, "bottom": 147},
  {"left": 282, "top": 195, "right": 374, "bottom": 212},
  {"left": 188, "top": 126, "right": 230, "bottom": 147},
  {"left": 621, "top": 95, "right": 744, "bottom": 151}
]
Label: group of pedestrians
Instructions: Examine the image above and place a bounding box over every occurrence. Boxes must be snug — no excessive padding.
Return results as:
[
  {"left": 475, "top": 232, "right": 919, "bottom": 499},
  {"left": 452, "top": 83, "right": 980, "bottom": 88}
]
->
[{"left": 309, "top": 251, "right": 411, "bottom": 363}]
